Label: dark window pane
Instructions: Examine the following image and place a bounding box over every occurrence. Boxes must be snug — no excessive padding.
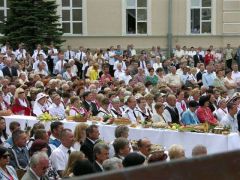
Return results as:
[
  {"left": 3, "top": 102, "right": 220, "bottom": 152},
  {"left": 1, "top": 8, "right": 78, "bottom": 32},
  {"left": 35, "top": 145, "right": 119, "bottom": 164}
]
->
[
  {"left": 62, "top": 0, "right": 70, "bottom": 7},
  {"left": 137, "top": 9, "right": 147, "bottom": 21},
  {"left": 137, "top": 0, "right": 147, "bottom": 7},
  {"left": 202, "top": 8, "right": 211, "bottom": 20},
  {"left": 0, "top": 10, "right": 4, "bottom": 22},
  {"left": 72, "top": 9, "right": 82, "bottom": 21},
  {"left": 191, "top": 9, "right": 200, "bottom": 34},
  {"left": 0, "top": 23, "right": 3, "bottom": 32},
  {"left": 62, "top": 10, "right": 70, "bottom": 21},
  {"left": 202, "top": 22, "right": 211, "bottom": 33},
  {"left": 0, "top": 0, "right": 3, "bottom": 7},
  {"left": 72, "top": 0, "right": 82, "bottom": 7},
  {"left": 126, "top": 9, "right": 136, "bottom": 34},
  {"left": 137, "top": 22, "right": 147, "bottom": 34},
  {"left": 202, "top": 0, "right": 211, "bottom": 7},
  {"left": 62, "top": 23, "right": 70, "bottom": 33},
  {"left": 73, "top": 23, "right": 82, "bottom": 34}
]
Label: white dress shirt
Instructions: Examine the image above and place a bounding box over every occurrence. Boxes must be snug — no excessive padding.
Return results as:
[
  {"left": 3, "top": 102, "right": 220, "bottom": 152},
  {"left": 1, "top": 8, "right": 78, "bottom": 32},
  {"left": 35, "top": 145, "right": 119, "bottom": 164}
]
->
[
  {"left": 32, "top": 50, "right": 47, "bottom": 61},
  {"left": 15, "top": 49, "right": 27, "bottom": 60},
  {"left": 109, "top": 51, "right": 116, "bottom": 65},
  {"left": 48, "top": 103, "right": 65, "bottom": 118},
  {"left": 54, "top": 60, "right": 67, "bottom": 74},
  {"left": 50, "top": 144, "right": 76, "bottom": 171},
  {"left": 64, "top": 50, "right": 76, "bottom": 60},
  {"left": 220, "top": 114, "right": 238, "bottom": 132},
  {"left": 122, "top": 107, "right": 141, "bottom": 124},
  {"left": 214, "top": 108, "right": 228, "bottom": 121},
  {"left": 75, "top": 51, "right": 86, "bottom": 62},
  {"left": 113, "top": 61, "right": 126, "bottom": 71},
  {"left": 114, "top": 70, "right": 125, "bottom": 80}
]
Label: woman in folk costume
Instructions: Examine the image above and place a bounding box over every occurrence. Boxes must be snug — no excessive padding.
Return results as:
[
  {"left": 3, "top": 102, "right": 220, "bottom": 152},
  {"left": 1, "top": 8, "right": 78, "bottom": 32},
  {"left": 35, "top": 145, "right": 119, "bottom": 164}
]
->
[
  {"left": 69, "top": 96, "right": 87, "bottom": 117},
  {"left": 0, "top": 91, "right": 12, "bottom": 116},
  {"left": 11, "top": 88, "right": 31, "bottom": 115},
  {"left": 33, "top": 92, "right": 49, "bottom": 116}
]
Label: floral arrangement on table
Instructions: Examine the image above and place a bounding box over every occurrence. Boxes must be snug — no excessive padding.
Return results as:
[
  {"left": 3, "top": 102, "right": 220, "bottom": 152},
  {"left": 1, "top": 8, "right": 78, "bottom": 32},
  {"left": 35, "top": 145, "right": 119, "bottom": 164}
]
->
[{"left": 37, "top": 112, "right": 63, "bottom": 122}]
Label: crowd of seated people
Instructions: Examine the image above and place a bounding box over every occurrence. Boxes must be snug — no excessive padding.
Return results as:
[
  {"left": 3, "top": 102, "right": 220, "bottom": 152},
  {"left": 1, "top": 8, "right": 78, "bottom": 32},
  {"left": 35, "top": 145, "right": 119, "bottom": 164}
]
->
[{"left": 0, "top": 42, "right": 239, "bottom": 178}]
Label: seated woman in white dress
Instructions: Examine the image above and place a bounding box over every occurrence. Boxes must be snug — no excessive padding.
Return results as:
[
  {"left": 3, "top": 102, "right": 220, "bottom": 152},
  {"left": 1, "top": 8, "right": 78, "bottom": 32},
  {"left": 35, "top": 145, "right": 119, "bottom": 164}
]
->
[
  {"left": 152, "top": 102, "right": 168, "bottom": 125},
  {"left": 33, "top": 92, "right": 49, "bottom": 116}
]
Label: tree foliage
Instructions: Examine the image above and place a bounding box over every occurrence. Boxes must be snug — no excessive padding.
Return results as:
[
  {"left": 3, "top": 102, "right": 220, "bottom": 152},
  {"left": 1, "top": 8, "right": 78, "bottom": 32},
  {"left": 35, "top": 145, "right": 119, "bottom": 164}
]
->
[{"left": 1, "top": 0, "right": 64, "bottom": 52}]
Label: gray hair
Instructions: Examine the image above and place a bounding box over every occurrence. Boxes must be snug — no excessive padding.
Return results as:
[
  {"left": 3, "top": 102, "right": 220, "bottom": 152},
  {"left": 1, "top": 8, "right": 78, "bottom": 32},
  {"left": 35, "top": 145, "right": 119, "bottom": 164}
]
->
[
  {"left": 102, "top": 157, "right": 122, "bottom": 171},
  {"left": 192, "top": 145, "right": 207, "bottom": 157},
  {"left": 93, "top": 143, "right": 109, "bottom": 159},
  {"left": 168, "top": 144, "right": 185, "bottom": 160},
  {"left": 115, "top": 125, "right": 129, "bottom": 138},
  {"left": 30, "top": 151, "right": 48, "bottom": 167}
]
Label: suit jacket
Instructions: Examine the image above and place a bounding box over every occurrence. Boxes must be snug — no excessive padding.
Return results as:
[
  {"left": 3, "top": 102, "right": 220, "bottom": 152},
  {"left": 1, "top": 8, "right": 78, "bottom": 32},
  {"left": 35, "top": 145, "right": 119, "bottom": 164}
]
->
[
  {"left": 80, "top": 138, "right": 95, "bottom": 163},
  {"left": 22, "top": 168, "right": 49, "bottom": 180},
  {"left": 193, "top": 54, "right": 203, "bottom": 67},
  {"left": 93, "top": 161, "right": 103, "bottom": 172},
  {"left": 2, "top": 66, "right": 18, "bottom": 77},
  {"left": 82, "top": 101, "right": 99, "bottom": 116},
  {"left": 196, "top": 71, "right": 204, "bottom": 87}
]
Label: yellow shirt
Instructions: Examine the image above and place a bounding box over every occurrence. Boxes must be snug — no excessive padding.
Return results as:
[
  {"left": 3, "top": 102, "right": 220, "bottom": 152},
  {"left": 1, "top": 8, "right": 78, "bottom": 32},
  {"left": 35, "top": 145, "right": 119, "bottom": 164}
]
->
[{"left": 89, "top": 69, "right": 99, "bottom": 80}]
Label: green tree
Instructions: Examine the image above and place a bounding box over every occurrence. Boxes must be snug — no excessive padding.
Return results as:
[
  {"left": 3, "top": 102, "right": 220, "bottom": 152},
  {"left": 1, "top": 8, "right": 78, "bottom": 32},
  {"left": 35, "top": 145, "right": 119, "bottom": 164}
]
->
[{"left": 0, "top": 0, "right": 64, "bottom": 52}]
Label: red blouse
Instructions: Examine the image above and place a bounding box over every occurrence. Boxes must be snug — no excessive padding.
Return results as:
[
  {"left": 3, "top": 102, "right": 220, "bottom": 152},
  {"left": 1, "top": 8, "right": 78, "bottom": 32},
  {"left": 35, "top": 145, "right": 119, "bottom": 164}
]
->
[{"left": 196, "top": 106, "right": 218, "bottom": 125}]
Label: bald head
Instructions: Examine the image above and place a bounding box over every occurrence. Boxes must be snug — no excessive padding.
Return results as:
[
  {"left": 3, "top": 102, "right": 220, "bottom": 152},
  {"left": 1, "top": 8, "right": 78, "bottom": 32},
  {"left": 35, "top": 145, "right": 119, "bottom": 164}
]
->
[{"left": 167, "top": 94, "right": 176, "bottom": 107}]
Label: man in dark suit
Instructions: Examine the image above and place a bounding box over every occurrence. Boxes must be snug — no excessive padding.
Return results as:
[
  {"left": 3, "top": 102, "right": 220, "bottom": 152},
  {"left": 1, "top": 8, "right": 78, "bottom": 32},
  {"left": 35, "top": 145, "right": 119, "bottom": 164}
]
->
[
  {"left": 196, "top": 63, "right": 206, "bottom": 87},
  {"left": 93, "top": 143, "right": 110, "bottom": 172},
  {"left": 2, "top": 57, "right": 18, "bottom": 77},
  {"left": 80, "top": 125, "right": 100, "bottom": 163},
  {"left": 22, "top": 152, "right": 49, "bottom": 180},
  {"left": 193, "top": 52, "right": 204, "bottom": 67},
  {"left": 82, "top": 91, "right": 99, "bottom": 116}
]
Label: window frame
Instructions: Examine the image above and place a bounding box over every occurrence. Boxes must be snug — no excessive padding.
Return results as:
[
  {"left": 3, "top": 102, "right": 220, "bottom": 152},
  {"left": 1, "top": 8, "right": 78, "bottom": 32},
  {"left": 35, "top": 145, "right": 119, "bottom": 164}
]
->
[
  {"left": 61, "top": 0, "right": 87, "bottom": 36},
  {"left": 0, "top": 0, "right": 8, "bottom": 34},
  {"left": 186, "top": 0, "right": 216, "bottom": 35},
  {"left": 122, "top": 0, "right": 152, "bottom": 36}
]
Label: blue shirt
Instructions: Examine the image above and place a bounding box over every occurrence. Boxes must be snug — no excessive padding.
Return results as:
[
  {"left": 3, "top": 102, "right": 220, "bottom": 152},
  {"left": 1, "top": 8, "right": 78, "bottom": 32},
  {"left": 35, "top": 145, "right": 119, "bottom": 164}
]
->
[
  {"left": 202, "top": 72, "right": 216, "bottom": 88},
  {"left": 181, "top": 109, "right": 200, "bottom": 125},
  {"left": 49, "top": 137, "right": 61, "bottom": 148}
]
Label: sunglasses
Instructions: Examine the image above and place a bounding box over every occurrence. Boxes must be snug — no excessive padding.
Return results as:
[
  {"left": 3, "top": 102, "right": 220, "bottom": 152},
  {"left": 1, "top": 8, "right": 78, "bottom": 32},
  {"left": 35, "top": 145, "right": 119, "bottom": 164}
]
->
[{"left": 1, "top": 154, "right": 10, "bottom": 159}]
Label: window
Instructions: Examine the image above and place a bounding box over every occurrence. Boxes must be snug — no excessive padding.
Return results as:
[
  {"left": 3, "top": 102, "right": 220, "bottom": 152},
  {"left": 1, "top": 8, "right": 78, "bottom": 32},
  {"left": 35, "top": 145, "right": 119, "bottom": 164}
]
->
[
  {"left": 0, "top": 0, "right": 8, "bottom": 32},
  {"left": 126, "top": 0, "right": 148, "bottom": 34},
  {"left": 190, "top": 0, "right": 212, "bottom": 34},
  {"left": 62, "top": 0, "right": 83, "bottom": 35}
]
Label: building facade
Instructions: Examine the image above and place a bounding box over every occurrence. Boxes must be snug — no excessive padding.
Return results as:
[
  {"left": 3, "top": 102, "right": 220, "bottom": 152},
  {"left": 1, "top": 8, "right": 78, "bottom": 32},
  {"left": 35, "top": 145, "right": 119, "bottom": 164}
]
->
[{"left": 1, "top": 0, "right": 240, "bottom": 49}]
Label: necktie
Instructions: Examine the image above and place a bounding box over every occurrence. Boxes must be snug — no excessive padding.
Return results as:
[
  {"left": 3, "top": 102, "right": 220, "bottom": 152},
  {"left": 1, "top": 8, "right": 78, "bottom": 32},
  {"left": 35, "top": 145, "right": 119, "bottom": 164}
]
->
[
  {"left": 142, "top": 61, "right": 145, "bottom": 69},
  {"left": 68, "top": 149, "right": 71, "bottom": 155},
  {"left": 69, "top": 51, "right": 71, "bottom": 59},
  {"left": 80, "top": 52, "right": 82, "bottom": 61},
  {"left": 133, "top": 110, "right": 137, "bottom": 119}
]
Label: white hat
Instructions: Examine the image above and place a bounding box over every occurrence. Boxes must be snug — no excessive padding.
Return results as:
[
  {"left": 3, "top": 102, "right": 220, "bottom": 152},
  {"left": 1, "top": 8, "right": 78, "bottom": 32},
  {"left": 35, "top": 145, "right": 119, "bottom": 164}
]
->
[{"left": 35, "top": 93, "right": 48, "bottom": 102}]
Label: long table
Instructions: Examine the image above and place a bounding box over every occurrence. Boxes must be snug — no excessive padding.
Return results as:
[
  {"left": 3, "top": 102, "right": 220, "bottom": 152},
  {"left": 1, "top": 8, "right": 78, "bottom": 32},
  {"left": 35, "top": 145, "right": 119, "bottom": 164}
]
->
[{"left": 4, "top": 115, "right": 240, "bottom": 157}]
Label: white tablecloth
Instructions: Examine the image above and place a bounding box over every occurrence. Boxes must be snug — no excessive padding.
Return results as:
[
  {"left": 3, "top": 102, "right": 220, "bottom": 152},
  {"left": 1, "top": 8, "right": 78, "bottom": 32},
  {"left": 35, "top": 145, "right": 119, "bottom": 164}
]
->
[{"left": 4, "top": 115, "right": 240, "bottom": 157}]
